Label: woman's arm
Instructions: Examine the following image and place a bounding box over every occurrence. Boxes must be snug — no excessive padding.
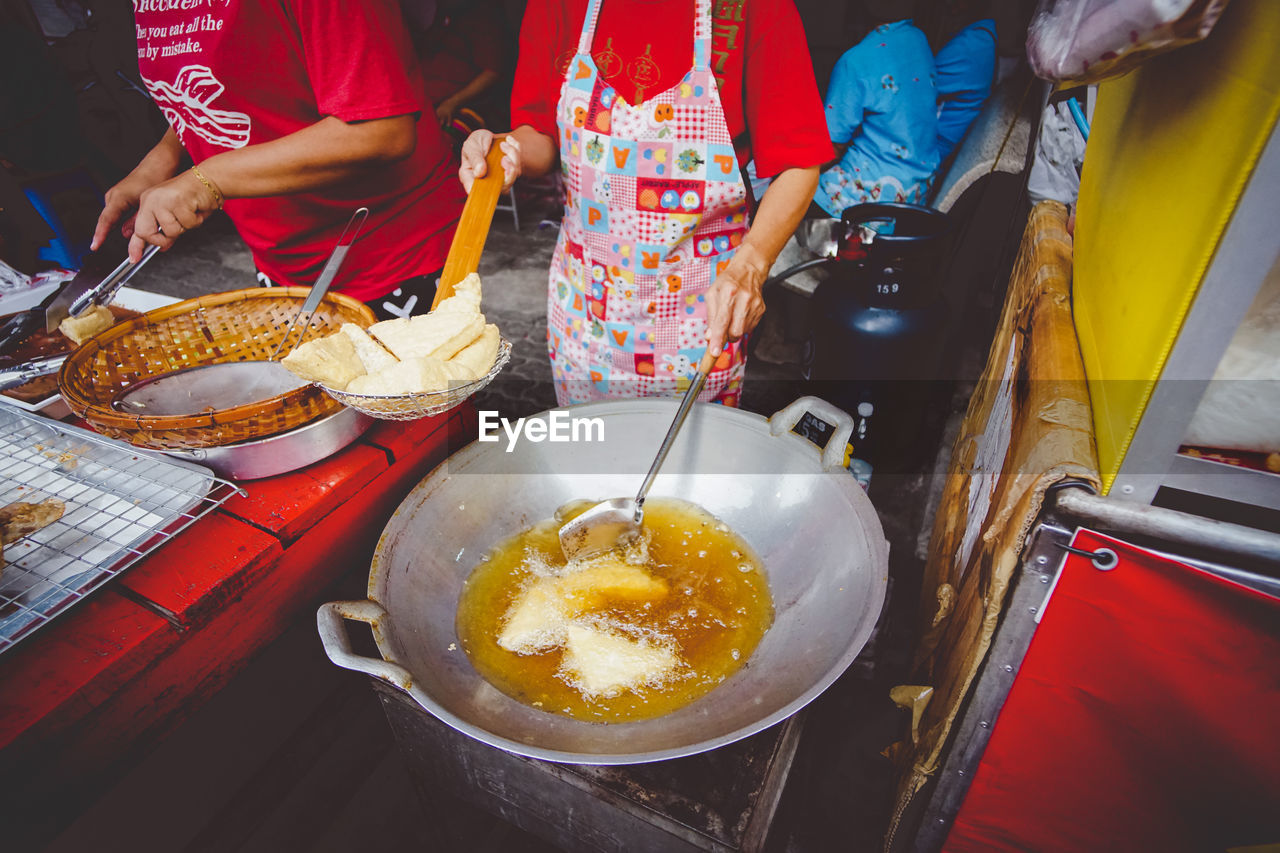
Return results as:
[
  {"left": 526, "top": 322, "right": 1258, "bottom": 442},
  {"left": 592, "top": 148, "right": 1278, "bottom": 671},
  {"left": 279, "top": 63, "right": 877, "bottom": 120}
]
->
[
  {"left": 90, "top": 128, "right": 185, "bottom": 252},
  {"left": 435, "top": 69, "right": 501, "bottom": 125},
  {"left": 197, "top": 114, "right": 416, "bottom": 196},
  {"left": 101, "top": 114, "right": 418, "bottom": 261},
  {"left": 458, "top": 124, "right": 557, "bottom": 193},
  {"left": 704, "top": 165, "right": 819, "bottom": 358}
]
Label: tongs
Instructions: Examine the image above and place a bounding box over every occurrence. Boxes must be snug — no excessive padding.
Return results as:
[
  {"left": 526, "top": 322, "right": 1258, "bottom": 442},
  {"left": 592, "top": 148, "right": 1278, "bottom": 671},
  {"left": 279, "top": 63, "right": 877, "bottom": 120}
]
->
[
  {"left": 0, "top": 354, "right": 68, "bottom": 392},
  {"left": 558, "top": 350, "right": 716, "bottom": 561},
  {"left": 0, "top": 243, "right": 160, "bottom": 357}
]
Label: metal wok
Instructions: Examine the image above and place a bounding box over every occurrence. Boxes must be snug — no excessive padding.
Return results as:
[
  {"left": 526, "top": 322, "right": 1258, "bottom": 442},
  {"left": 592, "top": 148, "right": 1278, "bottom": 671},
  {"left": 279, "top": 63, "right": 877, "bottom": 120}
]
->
[{"left": 317, "top": 396, "right": 889, "bottom": 764}]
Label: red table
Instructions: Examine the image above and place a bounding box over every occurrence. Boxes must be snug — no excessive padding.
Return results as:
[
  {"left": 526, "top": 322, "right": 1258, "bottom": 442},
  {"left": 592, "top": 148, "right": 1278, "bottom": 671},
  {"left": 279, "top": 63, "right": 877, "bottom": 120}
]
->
[{"left": 0, "top": 405, "right": 477, "bottom": 847}]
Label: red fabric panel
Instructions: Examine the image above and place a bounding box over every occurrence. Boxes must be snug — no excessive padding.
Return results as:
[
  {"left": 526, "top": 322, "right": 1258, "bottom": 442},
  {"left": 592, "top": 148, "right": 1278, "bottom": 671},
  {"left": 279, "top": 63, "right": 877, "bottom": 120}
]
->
[{"left": 946, "top": 528, "right": 1280, "bottom": 853}]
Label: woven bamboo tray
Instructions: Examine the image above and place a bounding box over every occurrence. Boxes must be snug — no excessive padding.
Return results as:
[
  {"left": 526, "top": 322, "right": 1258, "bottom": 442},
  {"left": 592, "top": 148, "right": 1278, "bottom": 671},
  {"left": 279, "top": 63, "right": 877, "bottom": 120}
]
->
[{"left": 59, "top": 288, "right": 375, "bottom": 449}]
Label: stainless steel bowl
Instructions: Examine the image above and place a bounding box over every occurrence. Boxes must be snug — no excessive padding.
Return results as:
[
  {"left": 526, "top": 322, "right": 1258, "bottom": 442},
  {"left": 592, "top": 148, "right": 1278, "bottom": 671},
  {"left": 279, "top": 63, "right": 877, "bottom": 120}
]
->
[
  {"left": 157, "top": 405, "right": 373, "bottom": 480},
  {"left": 318, "top": 396, "right": 889, "bottom": 764}
]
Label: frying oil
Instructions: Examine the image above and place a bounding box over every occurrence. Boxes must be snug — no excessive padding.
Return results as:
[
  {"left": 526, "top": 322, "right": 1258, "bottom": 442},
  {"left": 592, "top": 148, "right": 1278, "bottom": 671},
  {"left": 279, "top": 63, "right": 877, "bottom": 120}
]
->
[{"left": 455, "top": 498, "right": 773, "bottom": 723}]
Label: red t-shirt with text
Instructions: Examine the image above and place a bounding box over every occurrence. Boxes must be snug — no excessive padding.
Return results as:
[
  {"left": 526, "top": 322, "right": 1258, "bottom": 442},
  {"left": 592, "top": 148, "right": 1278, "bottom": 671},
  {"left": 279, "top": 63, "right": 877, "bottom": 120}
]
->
[
  {"left": 511, "top": 0, "right": 833, "bottom": 178},
  {"left": 134, "top": 0, "right": 464, "bottom": 301}
]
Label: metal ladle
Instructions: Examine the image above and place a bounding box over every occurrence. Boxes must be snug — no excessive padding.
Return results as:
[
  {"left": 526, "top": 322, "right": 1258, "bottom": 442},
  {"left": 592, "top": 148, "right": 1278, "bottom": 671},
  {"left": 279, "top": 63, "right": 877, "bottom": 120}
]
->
[
  {"left": 111, "top": 208, "right": 368, "bottom": 416},
  {"left": 557, "top": 350, "right": 716, "bottom": 561}
]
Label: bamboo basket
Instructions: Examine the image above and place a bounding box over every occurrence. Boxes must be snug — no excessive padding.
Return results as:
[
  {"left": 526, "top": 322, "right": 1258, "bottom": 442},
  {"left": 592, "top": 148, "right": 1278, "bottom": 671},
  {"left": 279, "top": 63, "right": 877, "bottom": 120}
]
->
[{"left": 59, "top": 288, "right": 375, "bottom": 449}]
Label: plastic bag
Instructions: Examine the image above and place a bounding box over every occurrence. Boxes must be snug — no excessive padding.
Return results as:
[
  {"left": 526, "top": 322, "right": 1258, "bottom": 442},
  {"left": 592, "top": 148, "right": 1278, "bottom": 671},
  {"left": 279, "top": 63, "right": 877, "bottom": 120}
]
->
[
  {"left": 1026, "top": 0, "right": 1231, "bottom": 86},
  {"left": 1027, "top": 101, "right": 1088, "bottom": 206}
]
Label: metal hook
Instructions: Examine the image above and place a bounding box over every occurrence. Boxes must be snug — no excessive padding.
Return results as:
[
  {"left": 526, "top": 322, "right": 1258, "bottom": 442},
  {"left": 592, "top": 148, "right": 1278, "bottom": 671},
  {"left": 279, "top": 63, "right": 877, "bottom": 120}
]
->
[{"left": 1061, "top": 545, "right": 1118, "bottom": 571}]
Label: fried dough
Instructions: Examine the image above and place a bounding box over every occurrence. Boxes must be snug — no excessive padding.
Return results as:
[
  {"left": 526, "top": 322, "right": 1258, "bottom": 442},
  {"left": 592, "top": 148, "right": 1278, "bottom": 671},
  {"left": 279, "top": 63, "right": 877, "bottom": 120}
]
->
[
  {"left": 280, "top": 332, "right": 365, "bottom": 389},
  {"left": 279, "top": 272, "right": 500, "bottom": 395},
  {"left": 369, "top": 312, "right": 484, "bottom": 362},
  {"left": 560, "top": 624, "right": 680, "bottom": 697},
  {"left": 339, "top": 323, "right": 398, "bottom": 372},
  {"left": 451, "top": 324, "right": 500, "bottom": 378},
  {"left": 1, "top": 499, "right": 65, "bottom": 544},
  {"left": 59, "top": 304, "right": 115, "bottom": 345}
]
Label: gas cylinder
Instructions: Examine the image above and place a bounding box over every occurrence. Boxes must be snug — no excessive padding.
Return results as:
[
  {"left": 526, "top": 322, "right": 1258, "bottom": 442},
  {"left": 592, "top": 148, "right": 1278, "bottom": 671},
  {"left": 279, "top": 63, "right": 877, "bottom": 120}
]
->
[{"left": 810, "top": 203, "right": 951, "bottom": 472}]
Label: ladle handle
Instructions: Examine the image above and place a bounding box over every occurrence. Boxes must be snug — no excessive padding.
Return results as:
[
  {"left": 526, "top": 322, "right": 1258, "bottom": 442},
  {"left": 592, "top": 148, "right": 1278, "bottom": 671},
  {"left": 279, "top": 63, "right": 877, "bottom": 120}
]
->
[
  {"left": 633, "top": 350, "right": 716, "bottom": 511},
  {"left": 271, "top": 207, "right": 368, "bottom": 360},
  {"left": 316, "top": 600, "right": 415, "bottom": 692},
  {"left": 303, "top": 207, "right": 369, "bottom": 314},
  {"left": 433, "top": 139, "right": 507, "bottom": 309}
]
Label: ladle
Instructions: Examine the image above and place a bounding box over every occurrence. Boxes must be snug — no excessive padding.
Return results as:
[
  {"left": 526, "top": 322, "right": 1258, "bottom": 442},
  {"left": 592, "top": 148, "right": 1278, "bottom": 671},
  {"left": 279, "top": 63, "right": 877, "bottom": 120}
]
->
[
  {"left": 111, "top": 208, "right": 368, "bottom": 416},
  {"left": 557, "top": 350, "right": 717, "bottom": 561}
]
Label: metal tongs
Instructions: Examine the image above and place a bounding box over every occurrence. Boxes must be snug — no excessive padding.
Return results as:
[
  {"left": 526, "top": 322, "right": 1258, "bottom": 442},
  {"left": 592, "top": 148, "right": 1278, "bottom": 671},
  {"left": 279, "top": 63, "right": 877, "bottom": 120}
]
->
[
  {"left": 557, "top": 350, "right": 717, "bottom": 561},
  {"left": 0, "top": 242, "right": 160, "bottom": 357},
  {"left": 45, "top": 244, "right": 162, "bottom": 332}
]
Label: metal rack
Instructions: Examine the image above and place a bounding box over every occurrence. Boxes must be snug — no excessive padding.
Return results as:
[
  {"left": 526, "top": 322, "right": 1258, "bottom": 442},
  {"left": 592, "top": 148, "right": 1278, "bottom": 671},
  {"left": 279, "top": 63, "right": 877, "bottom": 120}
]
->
[
  {"left": 0, "top": 407, "right": 242, "bottom": 653},
  {"left": 909, "top": 483, "right": 1280, "bottom": 852}
]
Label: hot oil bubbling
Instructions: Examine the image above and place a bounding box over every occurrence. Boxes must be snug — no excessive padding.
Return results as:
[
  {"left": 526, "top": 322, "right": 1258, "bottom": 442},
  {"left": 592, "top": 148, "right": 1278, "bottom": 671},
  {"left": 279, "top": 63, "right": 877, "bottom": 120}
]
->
[{"left": 455, "top": 498, "right": 774, "bottom": 723}]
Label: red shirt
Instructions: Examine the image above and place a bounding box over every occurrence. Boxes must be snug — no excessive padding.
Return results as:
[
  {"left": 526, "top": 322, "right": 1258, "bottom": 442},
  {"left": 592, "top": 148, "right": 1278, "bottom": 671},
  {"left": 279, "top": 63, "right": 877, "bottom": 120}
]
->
[
  {"left": 511, "top": 0, "right": 833, "bottom": 178},
  {"left": 134, "top": 0, "right": 465, "bottom": 302},
  {"left": 412, "top": 9, "right": 504, "bottom": 105}
]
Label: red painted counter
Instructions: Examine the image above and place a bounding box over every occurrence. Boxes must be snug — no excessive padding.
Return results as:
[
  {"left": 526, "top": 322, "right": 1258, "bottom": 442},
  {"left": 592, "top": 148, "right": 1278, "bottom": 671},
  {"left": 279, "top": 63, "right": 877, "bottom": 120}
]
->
[{"left": 0, "top": 405, "right": 478, "bottom": 846}]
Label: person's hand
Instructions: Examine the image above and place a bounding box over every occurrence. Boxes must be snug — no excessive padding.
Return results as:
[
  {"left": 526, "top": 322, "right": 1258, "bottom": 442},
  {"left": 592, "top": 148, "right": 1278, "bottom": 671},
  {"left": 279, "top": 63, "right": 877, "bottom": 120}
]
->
[
  {"left": 705, "top": 243, "right": 769, "bottom": 359},
  {"left": 125, "top": 169, "right": 220, "bottom": 261},
  {"left": 458, "top": 129, "right": 522, "bottom": 193},
  {"left": 435, "top": 97, "right": 459, "bottom": 127},
  {"left": 91, "top": 171, "right": 159, "bottom": 253}
]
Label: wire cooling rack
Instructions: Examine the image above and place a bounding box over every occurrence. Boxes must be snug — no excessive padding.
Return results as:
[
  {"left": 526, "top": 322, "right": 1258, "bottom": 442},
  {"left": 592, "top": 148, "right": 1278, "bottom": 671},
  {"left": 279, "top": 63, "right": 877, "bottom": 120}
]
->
[{"left": 0, "top": 406, "right": 242, "bottom": 653}]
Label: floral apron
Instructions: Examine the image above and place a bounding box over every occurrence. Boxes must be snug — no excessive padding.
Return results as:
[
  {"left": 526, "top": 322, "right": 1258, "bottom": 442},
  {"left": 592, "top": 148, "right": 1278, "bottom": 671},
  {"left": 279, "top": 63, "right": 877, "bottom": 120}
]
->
[{"left": 547, "top": 0, "right": 750, "bottom": 406}]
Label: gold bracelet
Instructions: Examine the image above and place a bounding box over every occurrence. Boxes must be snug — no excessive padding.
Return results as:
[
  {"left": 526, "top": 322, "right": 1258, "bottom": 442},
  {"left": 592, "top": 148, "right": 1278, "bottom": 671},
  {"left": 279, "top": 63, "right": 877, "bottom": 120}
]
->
[{"left": 190, "top": 165, "right": 224, "bottom": 209}]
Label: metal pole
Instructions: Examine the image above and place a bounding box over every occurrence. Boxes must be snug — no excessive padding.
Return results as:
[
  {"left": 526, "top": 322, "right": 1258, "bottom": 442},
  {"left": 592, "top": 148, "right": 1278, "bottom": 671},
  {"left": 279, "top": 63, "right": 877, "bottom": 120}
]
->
[{"left": 1053, "top": 487, "right": 1280, "bottom": 571}]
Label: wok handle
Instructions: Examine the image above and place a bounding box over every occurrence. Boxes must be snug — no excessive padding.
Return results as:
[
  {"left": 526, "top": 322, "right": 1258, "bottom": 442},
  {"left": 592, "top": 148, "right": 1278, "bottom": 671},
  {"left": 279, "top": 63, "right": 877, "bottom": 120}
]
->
[
  {"left": 768, "top": 396, "right": 854, "bottom": 471},
  {"left": 316, "top": 599, "right": 415, "bottom": 692}
]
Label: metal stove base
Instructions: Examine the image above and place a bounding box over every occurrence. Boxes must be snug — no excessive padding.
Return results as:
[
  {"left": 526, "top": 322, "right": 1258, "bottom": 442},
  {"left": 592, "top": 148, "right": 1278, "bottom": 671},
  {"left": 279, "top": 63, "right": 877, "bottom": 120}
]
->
[{"left": 371, "top": 678, "right": 804, "bottom": 853}]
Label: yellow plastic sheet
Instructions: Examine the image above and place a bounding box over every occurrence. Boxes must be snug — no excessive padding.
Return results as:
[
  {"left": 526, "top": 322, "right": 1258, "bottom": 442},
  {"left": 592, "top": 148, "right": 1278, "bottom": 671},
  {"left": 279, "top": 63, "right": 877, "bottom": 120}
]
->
[{"left": 1073, "top": 0, "right": 1280, "bottom": 493}]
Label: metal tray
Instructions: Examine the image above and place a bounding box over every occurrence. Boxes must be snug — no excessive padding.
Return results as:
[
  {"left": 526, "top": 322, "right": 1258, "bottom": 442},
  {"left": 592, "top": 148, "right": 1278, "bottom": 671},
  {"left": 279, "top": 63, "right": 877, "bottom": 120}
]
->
[{"left": 0, "top": 408, "right": 241, "bottom": 653}]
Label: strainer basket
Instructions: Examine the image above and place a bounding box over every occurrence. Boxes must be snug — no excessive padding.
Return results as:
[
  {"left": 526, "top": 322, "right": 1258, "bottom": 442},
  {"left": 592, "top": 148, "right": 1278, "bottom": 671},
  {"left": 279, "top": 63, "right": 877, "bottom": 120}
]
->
[{"left": 319, "top": 337, "right": 512, "bottom": 420}]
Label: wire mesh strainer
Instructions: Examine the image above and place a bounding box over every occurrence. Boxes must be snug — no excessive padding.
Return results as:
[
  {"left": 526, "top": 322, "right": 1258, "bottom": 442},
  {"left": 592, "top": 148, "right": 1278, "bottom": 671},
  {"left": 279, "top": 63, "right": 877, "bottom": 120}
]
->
[{"left": 318, "top": 337, "right": 512, "bottom": 420}]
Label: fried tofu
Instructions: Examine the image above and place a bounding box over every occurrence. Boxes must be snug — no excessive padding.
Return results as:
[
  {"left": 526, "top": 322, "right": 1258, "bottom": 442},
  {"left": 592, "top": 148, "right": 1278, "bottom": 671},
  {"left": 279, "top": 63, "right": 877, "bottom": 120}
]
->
[
  {"left": 280, "top": 332, "right": 365, "bottom": 389},
  {"left": 560, "top": 624, "right": 680, "bottom": 697},
  {"left": 497, "top": 558, "right": 669, "bottom": 655},
  {"left": 339, "top": 323, "right": 398, "bottom": 372},
  {"left": 59, "top": 304, "right": 115, "bottom": 345}
]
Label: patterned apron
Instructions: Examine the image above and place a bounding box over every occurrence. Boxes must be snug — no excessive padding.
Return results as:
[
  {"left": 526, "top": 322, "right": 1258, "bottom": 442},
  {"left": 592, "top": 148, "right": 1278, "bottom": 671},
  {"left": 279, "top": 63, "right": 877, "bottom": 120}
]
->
[{"left": 547, "top": 0, "right": 750, "bottom": 406}]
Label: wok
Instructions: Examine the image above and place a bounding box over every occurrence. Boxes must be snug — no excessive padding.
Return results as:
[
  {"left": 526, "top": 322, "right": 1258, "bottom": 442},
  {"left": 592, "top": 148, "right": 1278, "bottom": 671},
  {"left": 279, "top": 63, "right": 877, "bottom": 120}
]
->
[{"left": 317, "top": 396, "right": 889, "bottom": 764}]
